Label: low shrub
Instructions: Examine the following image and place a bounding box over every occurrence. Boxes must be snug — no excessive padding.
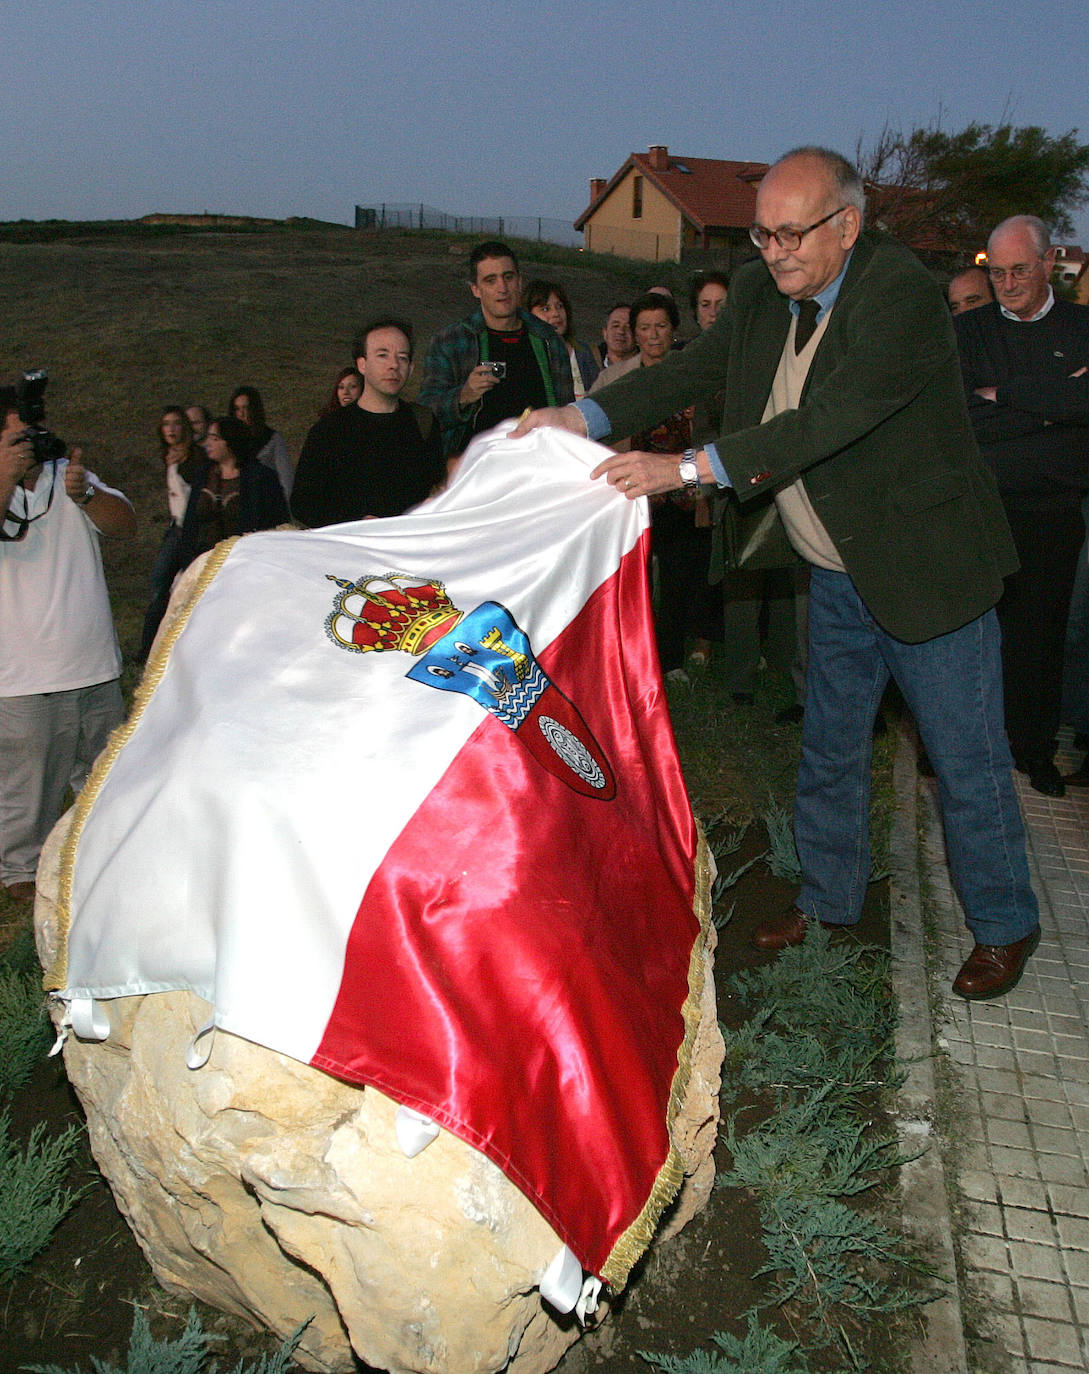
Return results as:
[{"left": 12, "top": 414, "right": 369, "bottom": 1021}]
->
[
  {"left": 24, "top": 1306, "right": 305, "bottom": 1373},
  {"left": 0, "top": 1111, "right": 85, "bottom": 1284}
]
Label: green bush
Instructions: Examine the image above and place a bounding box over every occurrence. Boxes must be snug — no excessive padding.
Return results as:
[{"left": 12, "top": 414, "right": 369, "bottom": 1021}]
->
[
  {"left": 641, "top": 1310, "right": 811, "bottom": 1372},
  {"left": 0, "top": 926, "right": 42, "bottom": 978},
  {"left": 0, "top": 1110, "right": 85, "bottom": 1284},
  {"left": 715, "top": 928, "right": 941, "bottom": 1360},
  {"left": 24, "top": 1307, "right": 305, "bottom": 1373},
  {"left": 0, "top": 965, "right": 52, "bottom": 1098}
]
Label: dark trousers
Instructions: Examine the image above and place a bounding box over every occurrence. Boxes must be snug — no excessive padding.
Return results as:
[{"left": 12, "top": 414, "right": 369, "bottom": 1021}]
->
[
  {"left": 651, "top": 503, "right": 720, "bottom": 672},
  {"left": 998, "top": 498, "right": 1086, "bottom": 765},
  {"left": 720, "top": 563, "right": 809, "bottom": 700},
  {"left": 138, "top": 524, "right": 184, "bottom": 661}
]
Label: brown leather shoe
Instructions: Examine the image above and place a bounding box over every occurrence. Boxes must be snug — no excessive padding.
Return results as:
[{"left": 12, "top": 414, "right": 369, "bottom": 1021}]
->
[
  {"left": 752, "top": 906, "right": 843, "bottom": 951},
  {"left": 952, "top": 927, "right": 1041, "bottom": 1001}
]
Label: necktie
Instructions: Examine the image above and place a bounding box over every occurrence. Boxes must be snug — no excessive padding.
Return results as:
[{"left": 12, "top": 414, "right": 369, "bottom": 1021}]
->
[{"left": 795, "top": 299, "right": 820, "bottom": 354}]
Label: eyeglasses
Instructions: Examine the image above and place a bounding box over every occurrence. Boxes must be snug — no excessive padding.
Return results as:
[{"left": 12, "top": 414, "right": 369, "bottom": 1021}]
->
[
  {"left": 986, "top": 259, "right": 1043, "bottom": 283},
  {"left": 749, "top": 206, "right": 848, "bottom": 252}
]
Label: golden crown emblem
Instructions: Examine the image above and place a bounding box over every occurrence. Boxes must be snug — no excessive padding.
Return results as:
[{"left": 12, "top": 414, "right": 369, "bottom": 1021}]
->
[{"left": 325, "top": 572, "right": 464, "bottom": 656}]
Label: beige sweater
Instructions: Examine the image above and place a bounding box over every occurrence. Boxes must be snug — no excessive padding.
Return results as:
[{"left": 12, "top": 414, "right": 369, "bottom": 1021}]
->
[{"left": 765, "top": 312, "right": 845, "bottom": 573}]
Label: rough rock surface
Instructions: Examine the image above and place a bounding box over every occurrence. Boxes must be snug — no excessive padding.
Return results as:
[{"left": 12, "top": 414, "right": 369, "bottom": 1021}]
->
[{"left": 37, "top": 743, "right": 722, "bottom": 1374}]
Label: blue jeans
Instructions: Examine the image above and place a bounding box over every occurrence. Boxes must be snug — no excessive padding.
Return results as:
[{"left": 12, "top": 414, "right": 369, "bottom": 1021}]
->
[{"left": 796, "top": 569, "right": 1038, "bottom": 946}]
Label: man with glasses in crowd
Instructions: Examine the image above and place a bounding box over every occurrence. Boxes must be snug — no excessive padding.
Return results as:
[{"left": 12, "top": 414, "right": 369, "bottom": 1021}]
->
[
  {"left": 516, "top": 146, "right": 1041, "bottom": 1001},
  {"left": 0, "top": 388, "right": 135, "bottom": 903},
  {"left": 955, "top": 215, "right": 1089, "bottom": 797}
]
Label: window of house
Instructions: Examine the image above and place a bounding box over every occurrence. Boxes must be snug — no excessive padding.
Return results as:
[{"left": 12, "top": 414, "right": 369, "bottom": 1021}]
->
[{"left": 632, "top": 175, "right": 643, "bottom": 220}]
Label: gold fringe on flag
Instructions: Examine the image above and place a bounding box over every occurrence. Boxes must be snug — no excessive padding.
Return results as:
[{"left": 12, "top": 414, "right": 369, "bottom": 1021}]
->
[
  {"left": 45, "top": 538, "right": 240, "bottom": 991},
  {"left": 600, "top": 820, "right": 715, "bottom": 1289}
]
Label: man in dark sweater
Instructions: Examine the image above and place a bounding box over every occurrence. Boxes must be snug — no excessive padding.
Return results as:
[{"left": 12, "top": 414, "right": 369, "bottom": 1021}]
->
[
  {"left": 291, "top": 319, "right": 446, "bottom": 528},
  {"left": 956, "top": 215, "right": 1089, "bottom": 796}
]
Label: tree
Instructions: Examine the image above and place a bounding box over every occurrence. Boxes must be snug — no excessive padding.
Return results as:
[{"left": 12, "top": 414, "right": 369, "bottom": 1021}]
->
[{"left": 856, "top": 121, "right": 1089, "bottom": 261}]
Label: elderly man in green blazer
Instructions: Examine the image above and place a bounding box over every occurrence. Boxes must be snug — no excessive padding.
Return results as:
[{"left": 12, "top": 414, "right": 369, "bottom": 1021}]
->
[{"left": 516, "top": 146, "right": 1040, "bottom": 1001}]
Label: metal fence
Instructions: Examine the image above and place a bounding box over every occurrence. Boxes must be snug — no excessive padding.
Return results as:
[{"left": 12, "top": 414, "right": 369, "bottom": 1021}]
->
[{"left": 355, "top": 203, "right": 582, "bottom": 249}]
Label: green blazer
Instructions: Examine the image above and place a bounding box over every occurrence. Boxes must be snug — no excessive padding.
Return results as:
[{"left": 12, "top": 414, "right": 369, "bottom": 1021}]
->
[{"left": 590, "top": 231, "right": 1017, "bottom": 644}]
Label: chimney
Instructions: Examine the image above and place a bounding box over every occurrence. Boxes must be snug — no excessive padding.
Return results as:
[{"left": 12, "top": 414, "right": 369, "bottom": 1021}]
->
[
  {"left": 648, "top": 145, "right": 669, "bottom": 171},
  {"left": 590, "top": 178, "right": 606, "bottom": 201}
]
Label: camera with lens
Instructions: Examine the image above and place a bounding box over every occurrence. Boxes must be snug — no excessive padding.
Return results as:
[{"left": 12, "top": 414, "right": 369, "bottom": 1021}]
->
[
  {"left": 481, "top": 360, "right": 506, "bottom": 379},
  {"left": 16, "top": 370, "right": 67, "bottom": 464}
]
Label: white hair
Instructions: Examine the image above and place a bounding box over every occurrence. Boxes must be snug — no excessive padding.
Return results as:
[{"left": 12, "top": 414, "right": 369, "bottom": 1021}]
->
[{"left": 988, "top": 215, "right": 1051, "bottom": 256}]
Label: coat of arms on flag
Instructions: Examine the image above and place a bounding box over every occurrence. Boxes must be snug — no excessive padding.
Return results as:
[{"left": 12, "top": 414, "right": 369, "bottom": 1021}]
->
[
  {"left": 46, "top": 423, "right": 714, "bottom": 1291},
  {"left": 325, "top": 571, "right": 616, "bottom": 799}
]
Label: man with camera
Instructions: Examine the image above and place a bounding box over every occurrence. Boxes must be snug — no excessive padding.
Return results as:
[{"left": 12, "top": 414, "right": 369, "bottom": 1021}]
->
[
  {"left": 419, "top": 241, "right": 573, "bottom": 457},
  {"left": 0, "top": 378, "right": 136, "bottom": 903}
]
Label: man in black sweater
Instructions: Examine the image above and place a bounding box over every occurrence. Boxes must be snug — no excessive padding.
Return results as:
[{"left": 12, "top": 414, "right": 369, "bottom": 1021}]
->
[
  {"left": 291, "top": 319, "right": 446, "bottom": 528},
  {"left": 956, "top": 215, "right": 1089, "bottom": 796}
]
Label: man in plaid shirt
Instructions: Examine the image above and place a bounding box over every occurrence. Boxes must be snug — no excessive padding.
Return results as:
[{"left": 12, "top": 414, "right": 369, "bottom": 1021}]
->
[{"left": 420, "top": 241, "right": 573, "bottom": 458}]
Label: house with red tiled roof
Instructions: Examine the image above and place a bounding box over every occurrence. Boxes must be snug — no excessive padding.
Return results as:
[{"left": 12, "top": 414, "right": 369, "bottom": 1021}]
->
[
  {"left": 575, "top": 145, "right": 767, "bottom": 265},
  {"left": 1053, "top": 243, "right": 1086, "bottom": 287}
]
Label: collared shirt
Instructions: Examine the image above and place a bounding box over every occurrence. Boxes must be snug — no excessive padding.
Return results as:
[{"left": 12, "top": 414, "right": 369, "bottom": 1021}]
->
[
  {"left": 999, "top": 285, "right": 1055, "bottom": 324},
  {"left": 576, "top": 250, "right": 856, "bottom": 487},
  {"left": 788, "top": 251, "right": 852, "bottom": 327}
]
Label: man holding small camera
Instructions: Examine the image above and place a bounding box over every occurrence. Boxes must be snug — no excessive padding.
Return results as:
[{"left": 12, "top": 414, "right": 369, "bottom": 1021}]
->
[
  {"left": 419, "top": 240, "right": 573, "bottom": 457},
  {"left": 0, "top": 380, "right": 136, "bottom": 903}
]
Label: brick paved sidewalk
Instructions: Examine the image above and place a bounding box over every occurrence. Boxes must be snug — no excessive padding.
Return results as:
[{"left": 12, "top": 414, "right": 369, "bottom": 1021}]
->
[{"left": 914, "top": 730, "right": 1089, "bottom": 1373}]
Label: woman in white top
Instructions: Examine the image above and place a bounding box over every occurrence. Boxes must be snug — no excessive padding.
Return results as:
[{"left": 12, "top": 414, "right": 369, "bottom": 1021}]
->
[{"left": 137, "top": 406, "right": 203, "bottom": 660}]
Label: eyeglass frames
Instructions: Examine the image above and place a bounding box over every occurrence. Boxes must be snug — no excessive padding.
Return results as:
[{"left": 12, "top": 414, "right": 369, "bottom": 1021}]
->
[{"left": 749, "top": 206, "right": 848, "bottom": 252}]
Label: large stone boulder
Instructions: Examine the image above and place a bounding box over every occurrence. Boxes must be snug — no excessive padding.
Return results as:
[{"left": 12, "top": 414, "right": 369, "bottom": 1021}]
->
[{"left": 36, "top": 813, "right": 722, "bottom": 1374}]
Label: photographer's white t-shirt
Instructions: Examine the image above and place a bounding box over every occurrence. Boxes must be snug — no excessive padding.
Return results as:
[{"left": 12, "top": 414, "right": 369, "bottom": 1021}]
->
[{"left": 0, "top": 459, "right": 125, "bottom": 696}]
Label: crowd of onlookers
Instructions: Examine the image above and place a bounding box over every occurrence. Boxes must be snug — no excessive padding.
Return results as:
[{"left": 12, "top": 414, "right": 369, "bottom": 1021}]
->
[
  {"left": 137, "top": 392, "right": 290, "bottom": 658},
  {"left": 136, "top": 252, "right": 746, "bottom": 676}
]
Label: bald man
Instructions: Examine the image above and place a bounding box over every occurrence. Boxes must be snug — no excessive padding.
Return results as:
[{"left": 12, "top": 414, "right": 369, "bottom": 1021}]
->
[
  {"left": 956, "top": 214, "right": 1089, "bottom": 797},
  {"left": 517, "top": 146, "right": 1039, "bottom": 1000}
]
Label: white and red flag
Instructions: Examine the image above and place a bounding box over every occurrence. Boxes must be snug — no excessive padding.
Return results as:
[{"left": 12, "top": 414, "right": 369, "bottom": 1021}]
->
[{"left": 46, "top": 423, "right": 710, "bottom": 1289}]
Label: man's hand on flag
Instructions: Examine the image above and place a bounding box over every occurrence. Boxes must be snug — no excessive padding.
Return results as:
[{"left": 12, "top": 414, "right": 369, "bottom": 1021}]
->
[
  {"left": 510, "top": 405, "right": 588, "bottom": 439},
  {"left": 590, "top": 450, "right": 685, "bottom": 500}
]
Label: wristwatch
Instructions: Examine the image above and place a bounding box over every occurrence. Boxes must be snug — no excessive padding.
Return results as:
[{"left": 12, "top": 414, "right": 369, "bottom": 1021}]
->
[
  {"left": 678, "top": 449, "right": 701, "bottom": 494},
  {"left": 75, "top": 483, "right": 96, "bottom": 507}
]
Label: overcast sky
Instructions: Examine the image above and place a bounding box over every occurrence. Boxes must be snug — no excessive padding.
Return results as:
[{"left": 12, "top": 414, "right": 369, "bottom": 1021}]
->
[{"left": 2, "top": 0, "right": 1087, "bottom": 246}]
